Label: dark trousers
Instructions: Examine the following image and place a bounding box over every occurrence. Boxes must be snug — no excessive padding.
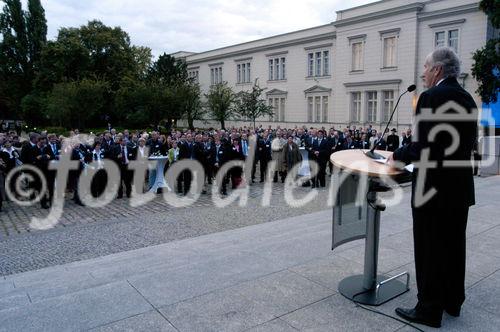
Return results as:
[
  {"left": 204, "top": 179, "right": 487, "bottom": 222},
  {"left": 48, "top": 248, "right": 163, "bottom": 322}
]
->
[
  {"left": 259, "top": 159, "right": 269, "bottom": 181},
  {"left": 181, "top": 169, "right": 192, "bottom": 195},
  {"left": 317, "top": 160, "right": 327, "bottom": 187},
  {"left": 91, "top": 169, "right": 107, "bottom": 197},
  {"left": 118, "top": 166, "right": 132, "bottom": 198},
  {"left": 412, "top": 206, "right": 468, "bottom": 316}
]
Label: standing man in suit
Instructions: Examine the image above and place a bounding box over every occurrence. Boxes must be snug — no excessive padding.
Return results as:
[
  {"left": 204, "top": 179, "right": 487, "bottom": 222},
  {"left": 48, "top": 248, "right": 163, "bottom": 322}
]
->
[
  {"left": 386, "top": 128, "right": 400, "bottom": 152},
  {"left": 257, "top": 131, "right": 272, "bottom": 183},
  {"left": 312, "top": 130, "right": 328, "bottom": 187},
  {"left": 112, "top": 137, "right": 136, "bottom": 198},
  {"left": 389, "top": 47, "right": 477, "bottom": 328},
  {"left": 179, "top": 133, "right": 196, "bottom": 195}
]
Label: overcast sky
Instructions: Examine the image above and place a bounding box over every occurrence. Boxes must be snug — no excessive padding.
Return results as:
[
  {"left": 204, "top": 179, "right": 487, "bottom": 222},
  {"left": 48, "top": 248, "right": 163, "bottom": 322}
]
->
[{"left": 36, "top": 0, "right": 377, "bottom": 57}]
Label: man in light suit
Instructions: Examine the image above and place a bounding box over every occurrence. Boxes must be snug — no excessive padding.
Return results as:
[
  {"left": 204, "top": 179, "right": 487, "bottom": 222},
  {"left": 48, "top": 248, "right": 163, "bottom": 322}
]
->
[{"left": 389, "top": 47, "right": 477, "bottom": 328}]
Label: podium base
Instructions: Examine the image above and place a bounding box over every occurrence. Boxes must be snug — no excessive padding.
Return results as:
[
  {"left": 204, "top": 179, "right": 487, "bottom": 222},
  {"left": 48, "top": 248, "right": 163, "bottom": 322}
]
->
[{"left": 338, "top": 274, "right": 409, "bottom": 306}]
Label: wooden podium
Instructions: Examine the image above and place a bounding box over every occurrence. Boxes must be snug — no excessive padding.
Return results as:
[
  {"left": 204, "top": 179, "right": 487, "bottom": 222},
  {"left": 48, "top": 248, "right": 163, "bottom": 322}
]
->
[{"left": 330, "top": 149, "right": 410, "bottom": 306}]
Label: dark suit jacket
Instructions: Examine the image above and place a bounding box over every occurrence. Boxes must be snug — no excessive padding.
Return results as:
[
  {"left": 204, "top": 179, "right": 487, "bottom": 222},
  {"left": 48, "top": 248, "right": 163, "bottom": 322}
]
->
[
  {"left": 386, "top": 134, "right": 399, "bottom": 152},
  {"left": 393, "top": 77, "right": 477, "bottom": 209}
]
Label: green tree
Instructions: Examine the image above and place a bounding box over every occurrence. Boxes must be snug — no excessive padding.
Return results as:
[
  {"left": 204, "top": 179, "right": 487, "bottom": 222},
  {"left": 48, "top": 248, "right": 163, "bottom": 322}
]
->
[
  {"left": 235, "top": 82, "right": 274, "bottom": 128},
  {"left": 46, "top": 78, "right": 109, "bottom": 129},
  {"left": 177, "top": 82, "right": 203, "bottom": 130},
  {"left": 0, "top": 0, "right": 46, "bottom": 118},
  {"left": 471, "top": 0, "right": 500, "bottom": 104},
  {"left": 148, "top": 53, "right": 188, "bottom": 85},
  {"left": 26, "top": 0, "right": 47, "bottom": 70},
  {"left": 205, "top": 82, "right": 236, "bottom": 130}
]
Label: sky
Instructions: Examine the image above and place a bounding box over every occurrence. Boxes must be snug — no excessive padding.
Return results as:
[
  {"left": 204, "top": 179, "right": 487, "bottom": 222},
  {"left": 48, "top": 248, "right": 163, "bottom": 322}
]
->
[{"left": 33, "top": 0, "right": 378, "bottom": 57}]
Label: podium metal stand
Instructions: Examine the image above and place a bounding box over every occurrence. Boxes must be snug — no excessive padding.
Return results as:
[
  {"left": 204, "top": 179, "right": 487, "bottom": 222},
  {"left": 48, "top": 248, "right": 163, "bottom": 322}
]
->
[{"left": 331, "top": 150, "right": 410, "bottom": 306}]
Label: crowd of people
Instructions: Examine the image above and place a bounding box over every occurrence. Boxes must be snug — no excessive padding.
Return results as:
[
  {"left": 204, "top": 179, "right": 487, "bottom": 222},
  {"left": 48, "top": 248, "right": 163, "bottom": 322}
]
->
[{"left": 0, "top": 124, "right": 413, "bottom": 212}]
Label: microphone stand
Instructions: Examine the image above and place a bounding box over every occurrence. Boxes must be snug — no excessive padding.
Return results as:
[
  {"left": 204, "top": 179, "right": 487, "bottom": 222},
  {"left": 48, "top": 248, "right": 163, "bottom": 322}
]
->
[{"left": 364, "top": 87, "right": 413, "bottom": 160}]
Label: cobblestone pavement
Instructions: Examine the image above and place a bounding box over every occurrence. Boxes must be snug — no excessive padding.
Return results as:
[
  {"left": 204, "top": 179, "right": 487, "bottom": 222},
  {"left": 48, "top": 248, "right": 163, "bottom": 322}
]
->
[{"left": 1, "top": 176, "right": 357, "bottom": 276}]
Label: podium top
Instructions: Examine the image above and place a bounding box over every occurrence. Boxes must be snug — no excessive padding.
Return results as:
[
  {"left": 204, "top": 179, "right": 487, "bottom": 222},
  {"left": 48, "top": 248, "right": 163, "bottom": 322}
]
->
[{"left": 330, "top": 149, "right": 403, "bottom": 178}]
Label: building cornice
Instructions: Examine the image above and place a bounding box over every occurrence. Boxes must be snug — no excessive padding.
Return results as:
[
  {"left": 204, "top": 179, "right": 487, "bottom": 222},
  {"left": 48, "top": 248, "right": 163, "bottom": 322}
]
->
[
  {"left": 187, "top": 32, "right": 336, "bottom": 65},
  {"left": 333, "top": 3, "right": 425, "bottom": 28},
  {"left": 266, "top": 88, "right": 288, "bottom": 96},
  {"left": 304, "top": 85, "right": 332, "bottom": 95},
  {"left": 418, "top": 3, "right": 479, "bottom": 22},
  {"left": 304, "top": 43, "right": 333, "bottom": 50},
  {"left": 428, "top": 19, "right": 466, "bottom": 29},
  {"left": 343, "top": 79, "right": 402, "bottom": 88}
]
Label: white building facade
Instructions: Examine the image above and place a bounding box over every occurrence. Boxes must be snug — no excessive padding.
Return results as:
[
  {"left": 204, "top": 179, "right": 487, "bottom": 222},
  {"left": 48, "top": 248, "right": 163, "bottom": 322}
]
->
[{"left": 181, "top": 0, "right": 489, "bottom": 131}]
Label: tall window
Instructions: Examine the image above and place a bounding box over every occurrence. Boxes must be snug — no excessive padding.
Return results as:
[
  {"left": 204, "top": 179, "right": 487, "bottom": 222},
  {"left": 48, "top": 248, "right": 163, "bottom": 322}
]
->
[
  {"left": 352, "top": 42, "right": 363, "bottom": 71},
  {"left": 323, "top": 51, "right": 330, "bottom": 76},
  {"left": 307, "top": 50, "right": 330, "bottom": 77},
  {"left": 268, "top": 57, "right": 286, "bottom": 80},
  {"left": 269, "top": 97, "right": 286, "bottom": 121},
  {"left": 210, "top": 66, "right": 223, "bottom": 85},
  {"left": 322, "top": 96, "right": 328, "bottom": 122},
  {"left": 308, "top": 53, "right": 314, "bottom": 77},
  {"left": 307, "top": 97, "right": 313, "bottom": 122},
  {"left": 237, "top": 62, "right": 251, "bottom": 83},
  {"left": 435, "top": 29, "right": 459, "bottom": 52},
  {"left": 382, "top": 90, "right": 394, "bottom": 122},
  {"left": 188, "top": 69, "right": 199, "bottom": 83},
  {"left": 448, "top": 30, "right": 459, "bottom": 52},
  {"left": 307, "top": 95, "right": 328, "bottom": 123},
  {"left": 366, "top": 91, "right": 378, "bottom": 122},
  {"left": 315, "top": 52, "right": 322, "bottom": 76},
  {"left": 315, "top": 96, "right": 321, "bottom": 122},
  {"left": 351, "top": 92, "right": 361, "bottom": 122},
  {"left": 383, "top": 36, "right": 397, "bottom": 67}
]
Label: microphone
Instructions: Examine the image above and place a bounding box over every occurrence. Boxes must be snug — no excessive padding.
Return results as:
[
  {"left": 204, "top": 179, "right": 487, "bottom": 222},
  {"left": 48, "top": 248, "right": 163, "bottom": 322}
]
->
[{"left": 364, "top": 84, "right": 416, "bottom": 160}]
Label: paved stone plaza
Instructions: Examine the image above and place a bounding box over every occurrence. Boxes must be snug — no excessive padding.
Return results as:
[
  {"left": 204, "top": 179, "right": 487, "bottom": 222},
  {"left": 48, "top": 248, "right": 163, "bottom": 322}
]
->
[{"left": 0, "top": 176, "right": 499, "bottom": 331}]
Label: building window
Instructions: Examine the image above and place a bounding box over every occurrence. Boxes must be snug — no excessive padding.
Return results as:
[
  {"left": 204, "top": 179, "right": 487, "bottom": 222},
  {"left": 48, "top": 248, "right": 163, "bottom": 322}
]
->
[
  {"left": 307, "top": 97, "right": 313, "bottom": 122},
  {"left": 351, "top": 92, "right": 361, "bottom": 122},
  {"left": 237, "top": 62, "right": 251, "bottom": 84},
  {"left": 382, "top": 91, "right": 394, "bottom": 122},
  {"left": 188, "top": 69, "right": 199, "bottom": 83},
  {"left": 435, "top": 29, "right": 459, "bottom": 52},
  {"left": 315, "top": 96, "right": 321, "bottom": 122},
  {"left": 306, "top": 95, "right": 328, "bottom": 123},
  {"left": 269, "top": 97, "right": 286, "bottom": 121},
  {"left": 448, "top": 30, "right": 459, "bottom": 52},
  {"left": 210, "top": 66, "right": 223, "bottom": 85},
  {"left": 269, "top": 57, "right": 286, "bottom": 80},
  {"left": 307, "top": 50, "right": 330, "bottom": 77},
  {"left": 352, "top": 42, "right": 364, "bottom": 71},
  {"left": 322, "top": 96, "right": 328, "bottom": 122},
  {"left": 323, "top": 51, "right": 330, "bottom": 76},
  {"left": 308, "top": 53, "right": 314, "bottom": 77},
  {"left": 383, "top": 36, "right": 397, "bottom": 68},
  {"left": 366, "top": 91, "right": 378, "bottom": 122}
]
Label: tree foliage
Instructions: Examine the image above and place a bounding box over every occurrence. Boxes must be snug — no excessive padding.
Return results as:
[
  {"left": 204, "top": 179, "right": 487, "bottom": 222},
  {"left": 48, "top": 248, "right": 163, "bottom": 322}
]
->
[
  {"left": 46, "top": 78, "right": 109, "bottom": 129},
  {"left": 205, "top": 82, "right": 236, "bottom": 130},
  {"left": 0, "top": 0, "right": 203, "bottom": 130},
  {"left": 0, "top": 0, "right": 47, "bottom": 118},
  {"left": 472, "top": 0, "right": 500, "bottom": 104},
  {"left": 235, "top": 82, "right": 274, "bottom": 128}
]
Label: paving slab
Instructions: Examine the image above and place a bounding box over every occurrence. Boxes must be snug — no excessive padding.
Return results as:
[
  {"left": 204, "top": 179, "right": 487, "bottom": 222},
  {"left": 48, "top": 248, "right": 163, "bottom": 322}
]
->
[
  {"left": 0, "top": 281, "right": 152, "bottom": 332},
  {"left": 89, "top": 310, "right": 177, "bottom": 332},
  {"left": 159, "top": 286, "right": 276, "bottom": 332}
]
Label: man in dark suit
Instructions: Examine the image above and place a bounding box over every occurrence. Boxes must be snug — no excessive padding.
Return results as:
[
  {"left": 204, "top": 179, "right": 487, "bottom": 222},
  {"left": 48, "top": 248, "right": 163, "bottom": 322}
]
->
[
  {"left": 386, "top": 128, "right": 400, "bottom": 152},
  {"left": 390, "top": 47, "right": 478, "bottom": 328},
  {"left": 312, "top": 130, "right": 329, "bottom": 187},
  {"left": 112, "top": 137, "right": 137, "bottom": 198},
  {"left": 178, "top": 133, "right": 196, "bottom": 195},
  {"left": 257, "top": 131, "right": 272, "bottom": 183},
  {"left": 212, "top": 137, "right": 229, "bottom": 195}
]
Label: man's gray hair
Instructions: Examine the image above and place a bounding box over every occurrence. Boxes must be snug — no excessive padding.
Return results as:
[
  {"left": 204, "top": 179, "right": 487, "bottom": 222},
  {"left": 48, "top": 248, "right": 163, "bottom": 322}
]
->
[{"left": 427, "top": 47, "right": 461, "bottom": 78}]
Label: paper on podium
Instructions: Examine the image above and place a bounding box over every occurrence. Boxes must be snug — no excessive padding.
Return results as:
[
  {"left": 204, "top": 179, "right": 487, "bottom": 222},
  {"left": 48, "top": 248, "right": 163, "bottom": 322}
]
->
[{"left": 373, "top": 158, "right": 414, "bottom": 173}]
